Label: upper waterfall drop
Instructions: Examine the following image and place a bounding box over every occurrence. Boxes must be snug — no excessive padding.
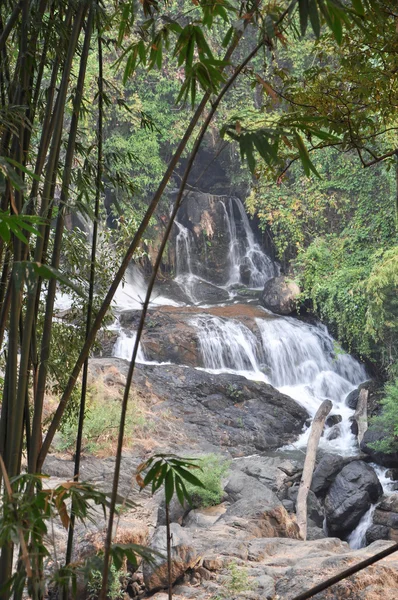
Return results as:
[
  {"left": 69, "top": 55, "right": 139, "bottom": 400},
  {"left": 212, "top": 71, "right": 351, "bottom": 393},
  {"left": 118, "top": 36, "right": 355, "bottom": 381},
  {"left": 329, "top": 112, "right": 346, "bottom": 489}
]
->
[
  {"left": 173, "top": 192, "right": 278, "bottom": 301},
  {"left": 222, "top": 197, "right": 278, "bottom": 288}
]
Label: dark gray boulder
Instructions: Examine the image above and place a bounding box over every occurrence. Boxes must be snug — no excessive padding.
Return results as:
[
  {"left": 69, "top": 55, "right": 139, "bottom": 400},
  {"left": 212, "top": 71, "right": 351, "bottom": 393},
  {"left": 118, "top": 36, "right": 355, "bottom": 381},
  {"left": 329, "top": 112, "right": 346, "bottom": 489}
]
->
[
  {"left": 366, "top": 524, "right": 390, "bottom": 544},
  {"left": 260, "top": 276, "right": 300, "bottom": 315},
  {"left": 345, "top": 388, "right": 359, "bottom": 409},
  {"left": 311, "top": 454, "right": 346, "bottom": 497},
  {"left": 287, "top": 486, "right": 324, "bottom": 528},
  {"left": 324, "top": 461, "right": 383, "bottom": 537}
]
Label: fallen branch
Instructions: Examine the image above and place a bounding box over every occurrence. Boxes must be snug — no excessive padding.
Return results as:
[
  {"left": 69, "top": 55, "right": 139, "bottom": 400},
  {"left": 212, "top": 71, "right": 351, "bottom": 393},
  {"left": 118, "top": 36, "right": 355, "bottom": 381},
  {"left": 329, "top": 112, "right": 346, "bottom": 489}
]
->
[
  {"left": 296, "top": 399, "right": 332, "bottom": 540},
  {"left": 353, "top": 388, "right": 368, "bottom": 445}
]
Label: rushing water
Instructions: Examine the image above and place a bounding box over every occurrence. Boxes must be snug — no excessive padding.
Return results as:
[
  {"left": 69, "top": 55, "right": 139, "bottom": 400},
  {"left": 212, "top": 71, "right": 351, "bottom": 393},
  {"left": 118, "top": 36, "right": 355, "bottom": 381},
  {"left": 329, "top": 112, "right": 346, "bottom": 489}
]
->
[
  {"left": 109, "top": 191, "right": 390, "bottom": 546},
  {"left": 347, "top": 505, "right": 377, "bottom": 549},
  {"left": 173, "top": 196, "right": 277, "bottom": 302},
  {"left": 191, "top": 311, "right": 366, "bottom": 454},
  {"left": 222, "top": 197, "right": 277, "bottom": 288}
]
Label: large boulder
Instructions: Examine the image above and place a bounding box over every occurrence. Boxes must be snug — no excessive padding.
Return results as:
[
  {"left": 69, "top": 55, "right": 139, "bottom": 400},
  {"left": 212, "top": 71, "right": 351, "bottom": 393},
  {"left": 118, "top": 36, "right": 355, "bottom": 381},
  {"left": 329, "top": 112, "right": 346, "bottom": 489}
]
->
[
  {"left": 345, "top": 380, "right": 384, "bottom": 413},
  {"left": 260, "top": 276, "right": 300, "bottom": 315},
  {"left": 220, "top": 471, "right": 300, "bottom": 539},
  {"left": 361, "top": 426, "right": 398, "bottom": 468},
  {"left": 143, "top": 523, "right": 198, "bottom": 592},
  {"left": 311, "top": 454, "right": 346, "bottom": 497},
  {"left": 324, "top": 461, "right": 383, "bottom": 537},
  {"left": 366, "top": 496, "right": 398, "bottom": 544}
]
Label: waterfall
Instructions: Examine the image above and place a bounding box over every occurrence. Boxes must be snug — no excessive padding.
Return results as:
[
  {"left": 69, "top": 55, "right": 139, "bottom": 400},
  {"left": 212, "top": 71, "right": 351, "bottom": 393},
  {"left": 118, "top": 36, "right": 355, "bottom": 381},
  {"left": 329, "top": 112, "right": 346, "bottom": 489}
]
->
[
  {"left": 175, "top": 195, "right": 277, "bottom": 294},
  {"left": 347, "top": 505, "right": 376, "bottom": 549},
  {"left": 191, "top": 315, "right": 265, "bottom": 379},
  {"left": 174, "top": 220, "right": 200, "bottom": 304},
  {"left": 113, "top": 265, "right": 180, "bottom": 310},
  {"left": 222, "top": 197, "right": 278, "bottom": 288},
  {"left": 112, "top": 330, "right": 146, "bottom": 363},
  {"left": 192, "top": 312, "right": 367, "bottom": 454}
]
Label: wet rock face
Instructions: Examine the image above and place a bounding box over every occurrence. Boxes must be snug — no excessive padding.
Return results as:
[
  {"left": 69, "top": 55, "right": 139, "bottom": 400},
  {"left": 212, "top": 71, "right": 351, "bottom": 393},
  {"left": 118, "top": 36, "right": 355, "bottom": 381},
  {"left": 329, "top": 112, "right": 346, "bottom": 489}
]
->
[
  {"left": 324, "top": 461, "right": 383, "bottom": 537},
  {"left": 361, "top": 427, "right": 398, "bottom": 468},
  {"left": 174, "top": 191, "right": 233, "bottom": 285},
  {"left": 116, "top": 304, "right": 276, "bottom": 367},
  {"left": 135, "top": 362, "right": 309, "bottom": 455},
  {"left": 366, "top": 496, "right": 398, "bottom": 544},
  {"left": 260, "top": 276, "right": 301, "bottom": 315}
]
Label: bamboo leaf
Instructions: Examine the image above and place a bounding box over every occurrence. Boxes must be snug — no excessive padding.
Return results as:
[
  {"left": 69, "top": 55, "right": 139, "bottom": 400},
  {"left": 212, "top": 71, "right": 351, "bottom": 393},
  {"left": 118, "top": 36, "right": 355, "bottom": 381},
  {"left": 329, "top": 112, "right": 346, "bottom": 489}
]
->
[
  {"left": 165, "top": 468, "right": 174, "bottom": 505},
  {"left": 308, "top": 0, "right": 321, "bottom": 37},
  {"left": 299, "top": 0, "right": 309, "bottom": 36},
  {"left": 172, "top": 465, "right": 205, "bottom": 488}
]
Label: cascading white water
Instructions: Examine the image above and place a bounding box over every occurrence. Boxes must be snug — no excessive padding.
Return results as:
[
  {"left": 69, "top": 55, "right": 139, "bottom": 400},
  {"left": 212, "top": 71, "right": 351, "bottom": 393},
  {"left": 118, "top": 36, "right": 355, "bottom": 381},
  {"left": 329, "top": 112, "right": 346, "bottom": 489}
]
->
[
  {"left": 192, "top": 311, "right": 367, "bottom": 454},
  {"left": 191, "top": 315, "right": 266, "bottom": 380},
  {"left": 347, "top": 505, "right": 377, "bottom": 549},
  {"left": 112, "top": 329, "right": 146, "bottom": 363},
  {"left": 222, "top": 197, "right": 278, "bottom": 288},
  {"left": 174, "top": 196, "right": 277, "bottom": 297},
  {"left": 113, "top": 264, "right": 180, "bottom": 310}
]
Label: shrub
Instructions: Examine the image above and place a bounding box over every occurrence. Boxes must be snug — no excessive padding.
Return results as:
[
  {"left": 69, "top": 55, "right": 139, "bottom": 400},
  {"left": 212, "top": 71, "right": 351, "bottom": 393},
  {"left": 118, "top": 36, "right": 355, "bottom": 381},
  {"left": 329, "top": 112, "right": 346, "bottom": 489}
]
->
[
  {"left": 185, "top": 454, "right": 229, "bottom": 508},
  {"left": 212, "top": 561, "right": 254, "bottom": 600},
  {"left": 369, "top": 377, "right": 398, "bottom": 454},
  {"left": 87, "top": 563, "right": 124, "bottom": 600},
  {"left": 54, "top": 384, "right": 149, "bottom": 455}
]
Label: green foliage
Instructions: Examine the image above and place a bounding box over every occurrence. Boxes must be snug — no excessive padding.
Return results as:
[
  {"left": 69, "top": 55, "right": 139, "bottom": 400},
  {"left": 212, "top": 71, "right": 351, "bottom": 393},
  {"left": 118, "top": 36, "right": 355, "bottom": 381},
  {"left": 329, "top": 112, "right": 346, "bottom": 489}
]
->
[
  {"left": 212, "top": 561, "right": 254, "bottom": 600},
  {"left": 0, "top": 469, "right": 108, "bottom": 598},
  {"left": 184, "top": 454, "right": 229, "bottom": 508},
  {"left": 136, "top": 453, "right": 205, "bottom": 506},
  {"left": 369, "top": 378, "right": 398, "bottom": 453},
  {"left": 366, "top": 246, "right": 398, "bottom": 372},
  {"left": 87, "top": 564, "right": 124, "bottom": 600},
  {"left": 55, "top": 385, "right": 148, "bottom": 455}
]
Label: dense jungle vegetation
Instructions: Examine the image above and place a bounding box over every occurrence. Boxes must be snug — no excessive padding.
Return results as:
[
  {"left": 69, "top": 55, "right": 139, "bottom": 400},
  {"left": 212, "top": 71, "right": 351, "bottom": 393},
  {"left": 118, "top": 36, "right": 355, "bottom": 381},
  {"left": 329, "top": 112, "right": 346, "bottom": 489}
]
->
[{"left": 0, "top": 0, "right": 397, "bottom": 598}]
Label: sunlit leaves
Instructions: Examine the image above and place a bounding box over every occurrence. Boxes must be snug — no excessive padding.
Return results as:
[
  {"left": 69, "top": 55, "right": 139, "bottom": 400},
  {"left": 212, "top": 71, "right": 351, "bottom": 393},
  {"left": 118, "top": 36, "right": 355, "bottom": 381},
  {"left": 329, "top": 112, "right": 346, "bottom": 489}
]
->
[
  {"left": 0, "top": 212, "right": 42, "bottom": 245},
  {"left": 136, "top": 454, "right": 205, "bottom": 507},
  {"left": 298, "top": 0, "right": 370, "bottom": 43},
  {"left": 177, "top": 58, "right": 228, "bottom": 107},
  {"left": 0, "top": 156, "right": 40, "bottom": 194}
]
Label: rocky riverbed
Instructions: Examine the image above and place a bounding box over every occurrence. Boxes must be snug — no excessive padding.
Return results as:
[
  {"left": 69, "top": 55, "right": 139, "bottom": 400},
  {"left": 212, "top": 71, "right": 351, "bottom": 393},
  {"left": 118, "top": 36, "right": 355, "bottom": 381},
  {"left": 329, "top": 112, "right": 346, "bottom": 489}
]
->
[{"left": 43, "top": 358, "right": 398, "bottom": 600}]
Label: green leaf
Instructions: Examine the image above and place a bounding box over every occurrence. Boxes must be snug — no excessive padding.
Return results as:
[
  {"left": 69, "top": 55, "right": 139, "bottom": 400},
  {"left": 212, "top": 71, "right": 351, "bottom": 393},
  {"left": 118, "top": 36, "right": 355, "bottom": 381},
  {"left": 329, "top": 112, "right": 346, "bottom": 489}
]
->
[
  {"left": 172, "top": 465, "right": 205, "bottom": 488},
  {"left": 308, "top": 0, "right": 321, "bottom": 37},
  {"left": 175, "top": 476, "right": 185, "bottom": 506},
  {"left": 222, "top": 26, "right": 234, "bottom": 48},
  {"left": 351, "top": 0, "right": 364, "bottom": 15},
  {"left": 294, "top": 132, "right": 321, "bottom": 178},
  {"left": 165, "top": 468, "right": 174, "bottom": 505},
  {"left": 0, "top": 221, "right": 10, "bottom": 243},
  {"left": 4, "top": 158, "right": 41, "bottom": 182},
  {"left": 299, "top": 0, "right": 309, "bottom": 36}
]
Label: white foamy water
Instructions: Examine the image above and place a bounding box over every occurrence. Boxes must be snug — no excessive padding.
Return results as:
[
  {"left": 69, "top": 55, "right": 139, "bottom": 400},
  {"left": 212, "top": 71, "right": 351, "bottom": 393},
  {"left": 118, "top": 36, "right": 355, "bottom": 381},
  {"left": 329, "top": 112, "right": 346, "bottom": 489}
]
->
[
  {"left": 113, "top": 265, "right": 181, "bottom": 311},
  {"left": 191, "top": 312, "right": 366, "bottom": 454},
  {"left": 222, "top": 197, "right": 278, "bottom": 288},
  {"left": 112, "top": 330, "right": 146, "bottom": 363},
  {"left": 347, "top": 505, "right": 376, "bottom": 549}
]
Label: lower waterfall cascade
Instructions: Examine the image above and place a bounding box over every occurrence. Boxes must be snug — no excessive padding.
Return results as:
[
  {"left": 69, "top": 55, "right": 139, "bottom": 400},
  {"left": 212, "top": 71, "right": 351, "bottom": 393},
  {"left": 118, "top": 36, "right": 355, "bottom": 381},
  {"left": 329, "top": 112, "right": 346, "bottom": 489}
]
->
[{"left": 108, "top": 192, "right": 393, "bottom": 548}]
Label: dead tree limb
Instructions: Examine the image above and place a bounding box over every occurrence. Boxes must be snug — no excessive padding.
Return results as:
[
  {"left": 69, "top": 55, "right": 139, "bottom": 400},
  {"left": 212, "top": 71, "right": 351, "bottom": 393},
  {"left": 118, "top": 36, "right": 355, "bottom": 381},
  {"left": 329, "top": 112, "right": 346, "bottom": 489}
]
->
[
  {"left": 296, "top": 399, "right": 333, "bottom": 540},
  {"left": 353, "top": 388, "right": 368, "bottom": 445}
]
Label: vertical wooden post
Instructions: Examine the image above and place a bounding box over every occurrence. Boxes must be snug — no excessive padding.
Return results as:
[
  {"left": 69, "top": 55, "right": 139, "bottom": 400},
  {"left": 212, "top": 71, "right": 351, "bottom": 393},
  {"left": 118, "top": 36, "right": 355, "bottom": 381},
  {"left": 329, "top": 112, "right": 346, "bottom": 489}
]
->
[{"left": 296, "top": 400, "right": 332, "bottom": 540}]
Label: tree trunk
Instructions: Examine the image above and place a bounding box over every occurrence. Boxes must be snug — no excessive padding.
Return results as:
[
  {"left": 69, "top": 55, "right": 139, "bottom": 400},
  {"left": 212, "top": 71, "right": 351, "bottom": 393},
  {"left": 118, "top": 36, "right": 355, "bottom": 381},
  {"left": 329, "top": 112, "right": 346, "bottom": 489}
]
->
[
  {"left": 353, "top": 389, "right": 368, "bottom": 445},
  {"left": 296, "top": 400, "right": 332, "bottom": 540}
]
